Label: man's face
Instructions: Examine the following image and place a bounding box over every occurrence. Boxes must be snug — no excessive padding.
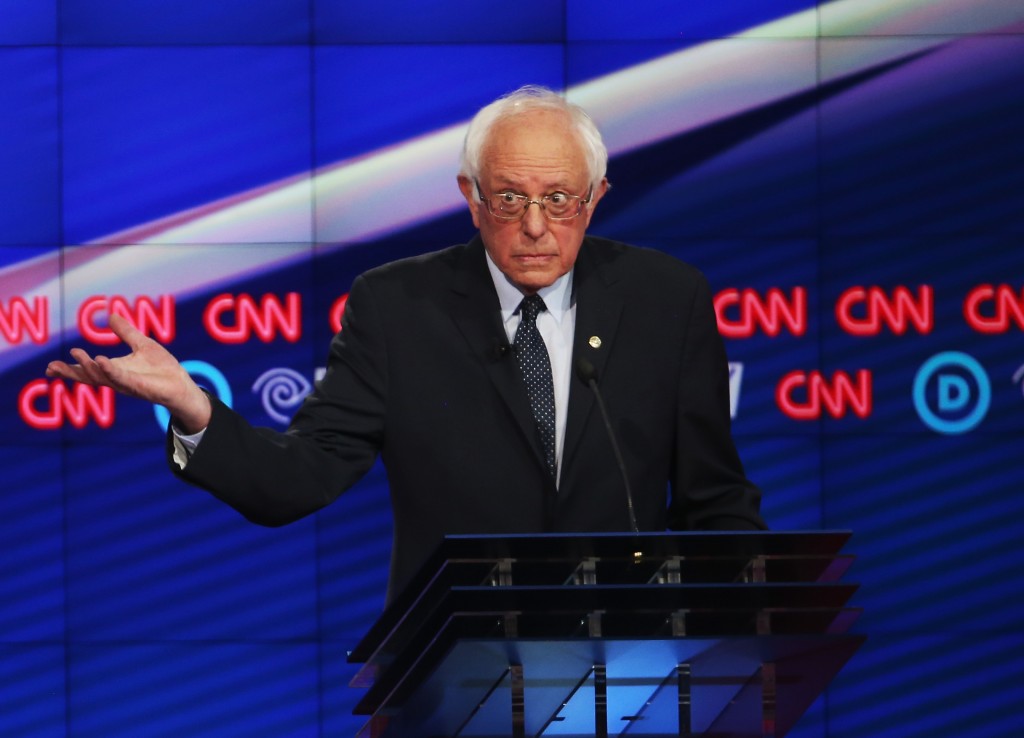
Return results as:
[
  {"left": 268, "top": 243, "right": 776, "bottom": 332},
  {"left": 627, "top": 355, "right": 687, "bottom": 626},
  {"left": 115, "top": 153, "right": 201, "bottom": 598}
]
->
[{"left": 458, "top": 109, "right": 607, "bottom": 295}]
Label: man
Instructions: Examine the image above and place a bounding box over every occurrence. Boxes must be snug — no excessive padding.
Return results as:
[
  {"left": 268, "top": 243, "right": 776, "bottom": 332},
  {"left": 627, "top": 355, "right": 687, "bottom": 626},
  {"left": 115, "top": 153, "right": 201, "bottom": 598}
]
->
[{"left": 47, "top": 86, "right": 765, "bottom": 602}]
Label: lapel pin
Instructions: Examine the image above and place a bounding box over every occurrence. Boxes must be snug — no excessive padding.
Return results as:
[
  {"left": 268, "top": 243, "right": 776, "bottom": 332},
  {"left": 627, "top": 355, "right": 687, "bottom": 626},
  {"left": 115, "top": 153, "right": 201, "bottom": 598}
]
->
[{"left": 588, "top": 336, "right": 602, "bottom": 348}]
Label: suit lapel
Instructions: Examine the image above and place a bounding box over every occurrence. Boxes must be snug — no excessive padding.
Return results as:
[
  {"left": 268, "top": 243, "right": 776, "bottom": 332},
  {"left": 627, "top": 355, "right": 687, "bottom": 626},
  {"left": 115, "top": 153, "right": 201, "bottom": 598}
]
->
[
  {"left": 562, "top": 239, "right": 625, "bottom": 479},
  {"left": 449, "top": 238, "right": 548, "bottom": 472}
]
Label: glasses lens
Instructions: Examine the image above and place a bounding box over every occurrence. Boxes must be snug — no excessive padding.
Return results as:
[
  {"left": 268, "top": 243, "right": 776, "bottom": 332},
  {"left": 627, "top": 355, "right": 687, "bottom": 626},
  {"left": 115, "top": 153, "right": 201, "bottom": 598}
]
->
[
  {"left": 494, "top": 192, "right": 525, "bottom": 217},
  {"left": 544, "top": 192, "right": 576, "bottom": 218}
]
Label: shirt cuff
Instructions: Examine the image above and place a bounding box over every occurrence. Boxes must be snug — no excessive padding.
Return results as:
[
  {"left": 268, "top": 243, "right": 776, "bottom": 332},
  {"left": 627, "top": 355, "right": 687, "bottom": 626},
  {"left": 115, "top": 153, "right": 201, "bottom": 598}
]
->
[{"left": 170, "top": 425, "right": 206, "bottom": 469}]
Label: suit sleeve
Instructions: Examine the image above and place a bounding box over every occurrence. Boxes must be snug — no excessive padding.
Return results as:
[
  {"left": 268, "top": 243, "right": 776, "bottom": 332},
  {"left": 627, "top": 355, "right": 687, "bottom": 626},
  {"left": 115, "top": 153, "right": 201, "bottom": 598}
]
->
[
  {"left": 166, "top": 274, "right": 386, "bottom": 526},
  {"left": 668, "top": 272, "right": 767, "bottom": 531}
]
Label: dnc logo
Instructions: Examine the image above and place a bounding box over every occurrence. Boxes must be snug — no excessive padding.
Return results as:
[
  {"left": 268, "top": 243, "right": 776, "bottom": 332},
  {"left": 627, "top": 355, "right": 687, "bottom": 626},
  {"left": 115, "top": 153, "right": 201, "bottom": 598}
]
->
[{"left": 912, "top": 352, "right": 991, "bottom": 435}]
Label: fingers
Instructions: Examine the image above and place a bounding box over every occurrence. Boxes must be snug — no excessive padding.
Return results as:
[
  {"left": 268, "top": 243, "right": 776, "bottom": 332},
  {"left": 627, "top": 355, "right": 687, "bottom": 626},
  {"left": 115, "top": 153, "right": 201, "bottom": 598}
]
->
[
  {"left": 68, "top": 348, "right": 114, "bottom": 388},
  {"left": 45, "top": 315, "right": 149, "bottom": 387},
  {"left": 45, "top": 349, "right": 99, "bottom": 384},
  {"left": 46, "top": 316, "right": 181, "bottom": 400},
  {"left": 46, "top": 348, "right": 124, "bottom": 391},
  {"left": 108, "top": 313, "right": 149, "bottom": 351},
  {"left": 45, "top": 359, "right": 83, "bottom": 382}
]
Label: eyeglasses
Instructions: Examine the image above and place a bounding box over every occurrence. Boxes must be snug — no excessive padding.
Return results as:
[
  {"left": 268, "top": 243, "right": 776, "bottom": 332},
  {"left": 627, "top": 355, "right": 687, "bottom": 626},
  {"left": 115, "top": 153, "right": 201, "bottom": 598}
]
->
[{"left": 476, "top": 179, "right": 592, "bottom": 221}]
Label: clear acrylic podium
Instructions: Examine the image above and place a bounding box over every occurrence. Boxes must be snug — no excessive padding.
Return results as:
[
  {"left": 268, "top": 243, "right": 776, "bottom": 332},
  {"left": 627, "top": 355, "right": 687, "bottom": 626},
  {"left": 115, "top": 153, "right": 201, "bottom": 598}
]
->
[{"left": 348, "top": 531, "right": 863, "bottom": 737}]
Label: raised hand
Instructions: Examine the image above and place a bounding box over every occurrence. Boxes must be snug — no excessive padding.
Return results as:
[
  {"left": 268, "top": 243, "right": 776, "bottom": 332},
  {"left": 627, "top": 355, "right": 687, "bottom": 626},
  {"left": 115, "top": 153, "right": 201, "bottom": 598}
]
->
[{"left": 46, "top": 313, "right": 211, "bottom": 433}]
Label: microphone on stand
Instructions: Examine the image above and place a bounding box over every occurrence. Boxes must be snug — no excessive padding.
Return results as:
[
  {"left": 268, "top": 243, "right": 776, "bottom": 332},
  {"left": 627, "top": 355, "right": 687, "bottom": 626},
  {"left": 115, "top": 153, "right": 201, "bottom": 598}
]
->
[{"left": 575, "top": 357, "right": 639, "bottom": 534}]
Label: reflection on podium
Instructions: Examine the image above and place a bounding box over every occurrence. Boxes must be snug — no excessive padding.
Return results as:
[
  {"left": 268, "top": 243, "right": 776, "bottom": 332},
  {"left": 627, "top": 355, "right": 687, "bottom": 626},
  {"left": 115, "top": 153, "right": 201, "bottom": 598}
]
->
[{"left": 349, "top": 532, "right": 863, "bottom": 738}]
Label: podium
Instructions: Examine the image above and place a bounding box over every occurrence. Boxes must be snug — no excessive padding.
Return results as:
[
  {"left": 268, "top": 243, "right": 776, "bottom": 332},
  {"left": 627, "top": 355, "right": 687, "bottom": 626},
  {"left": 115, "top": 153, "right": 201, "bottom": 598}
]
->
[{"left": 348, "top": 532, "right": 863, "bottom": 737}]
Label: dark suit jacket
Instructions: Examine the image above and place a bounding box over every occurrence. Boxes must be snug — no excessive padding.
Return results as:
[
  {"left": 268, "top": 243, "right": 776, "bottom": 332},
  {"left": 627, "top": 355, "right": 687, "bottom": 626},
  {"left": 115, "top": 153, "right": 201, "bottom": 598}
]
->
[{"left": 172, "top": 235, "right": 765, "bottom": 601}]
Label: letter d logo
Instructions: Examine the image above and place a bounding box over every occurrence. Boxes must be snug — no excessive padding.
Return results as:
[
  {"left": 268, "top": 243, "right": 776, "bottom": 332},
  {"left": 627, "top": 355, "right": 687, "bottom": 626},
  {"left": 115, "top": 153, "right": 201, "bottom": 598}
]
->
[{"left": 913, "top": 351, "right": 990, "bottom": 435}]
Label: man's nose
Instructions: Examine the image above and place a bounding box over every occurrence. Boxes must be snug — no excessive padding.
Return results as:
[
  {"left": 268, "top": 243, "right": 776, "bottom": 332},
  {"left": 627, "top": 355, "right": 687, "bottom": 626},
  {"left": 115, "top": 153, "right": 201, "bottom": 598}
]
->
[{"left": 520, "top": 201, "right": 548, "bottom": 238}]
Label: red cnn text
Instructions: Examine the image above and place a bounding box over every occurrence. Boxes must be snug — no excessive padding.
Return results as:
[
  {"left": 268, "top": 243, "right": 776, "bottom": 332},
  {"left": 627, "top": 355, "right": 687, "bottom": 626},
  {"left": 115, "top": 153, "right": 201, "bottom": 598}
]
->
[
  {"left": 963, "top": 284, "right": 1024, "bottom": 334},
  {"left": 79, "top": 295, "right": 176, "bottom": 345},
  {"left": 714, "top": 287, "right": 807, "bottom": 338},
  {"left": 19, "top": 380, "right": 116, "bottom": 429},
  {"left": 203, "top": 292, "right": 302, "bottom": 344},
  {"left": 776, "top": 370, "right": 873, "bottom": 420},
  {"left": 835, "top": 285, "right": 933, "bottom": 336}
]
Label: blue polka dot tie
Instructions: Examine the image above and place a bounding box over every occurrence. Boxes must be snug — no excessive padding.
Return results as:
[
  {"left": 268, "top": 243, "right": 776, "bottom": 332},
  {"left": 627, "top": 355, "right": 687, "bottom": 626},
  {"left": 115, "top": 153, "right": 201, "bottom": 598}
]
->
[{"left": 514, "top": 295, "right": 557, "bottom": 479}]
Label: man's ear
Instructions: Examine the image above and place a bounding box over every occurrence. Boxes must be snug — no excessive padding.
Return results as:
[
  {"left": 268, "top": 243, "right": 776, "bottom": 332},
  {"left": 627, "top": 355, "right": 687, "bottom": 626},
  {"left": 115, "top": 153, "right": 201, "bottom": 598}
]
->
[
  {"left": 583, "top": 177, "right": 609, "bottom": 228},
  {"left": 457, "top": 175, "right": 482, "bottom": 229}
]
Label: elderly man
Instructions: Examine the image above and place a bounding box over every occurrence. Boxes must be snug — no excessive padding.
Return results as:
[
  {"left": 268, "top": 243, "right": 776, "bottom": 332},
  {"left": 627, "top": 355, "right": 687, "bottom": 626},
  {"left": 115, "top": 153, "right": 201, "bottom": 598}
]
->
[{"left": 48, "top": 85, "right": 765, "bottom": 602}]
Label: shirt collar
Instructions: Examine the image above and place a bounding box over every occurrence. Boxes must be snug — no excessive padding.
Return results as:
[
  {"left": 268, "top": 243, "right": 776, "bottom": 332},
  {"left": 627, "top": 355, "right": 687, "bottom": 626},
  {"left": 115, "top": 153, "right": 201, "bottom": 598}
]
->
[{"left": 484, "top": 249, "right": 574, "bottom": 324}]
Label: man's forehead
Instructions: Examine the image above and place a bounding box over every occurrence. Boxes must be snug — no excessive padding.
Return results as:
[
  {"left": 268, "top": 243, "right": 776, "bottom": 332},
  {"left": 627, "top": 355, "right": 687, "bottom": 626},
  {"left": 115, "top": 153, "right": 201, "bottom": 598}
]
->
[
  {"left": 481, "top": 119, "right": 587, "bottom": 179},
  {"left": 484, "top": 169, "right": 582, "bottom": 190}
]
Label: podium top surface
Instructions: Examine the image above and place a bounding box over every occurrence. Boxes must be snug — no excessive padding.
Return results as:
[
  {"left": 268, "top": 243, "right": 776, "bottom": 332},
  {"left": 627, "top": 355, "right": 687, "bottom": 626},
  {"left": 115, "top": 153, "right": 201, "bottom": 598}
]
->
[
  {"left": 350, "top": 531, "right": 854, "bottom": 663},
  {"left": 433, "top": 530, "right": 850, "bottom": 559}
]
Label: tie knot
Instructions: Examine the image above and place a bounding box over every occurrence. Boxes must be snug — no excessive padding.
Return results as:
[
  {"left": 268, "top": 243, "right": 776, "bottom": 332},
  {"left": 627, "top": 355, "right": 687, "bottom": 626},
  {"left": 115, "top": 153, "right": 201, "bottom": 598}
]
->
[{"left": 518, "top": 295, "right": 546, "bottom": 323}]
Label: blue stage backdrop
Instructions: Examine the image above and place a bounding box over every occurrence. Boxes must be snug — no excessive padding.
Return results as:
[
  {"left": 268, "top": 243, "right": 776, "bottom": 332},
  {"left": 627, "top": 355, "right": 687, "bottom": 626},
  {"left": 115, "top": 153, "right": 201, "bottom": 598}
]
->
[{"left": 1, "top": 1, "right": 1022, "bottom": 735}]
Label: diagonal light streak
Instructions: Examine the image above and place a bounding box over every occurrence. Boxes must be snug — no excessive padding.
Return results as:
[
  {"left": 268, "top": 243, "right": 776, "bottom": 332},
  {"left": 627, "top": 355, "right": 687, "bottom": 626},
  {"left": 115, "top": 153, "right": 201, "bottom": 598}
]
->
[{"left": 1, "top": 0, "right": 1021, "bottom": 371}]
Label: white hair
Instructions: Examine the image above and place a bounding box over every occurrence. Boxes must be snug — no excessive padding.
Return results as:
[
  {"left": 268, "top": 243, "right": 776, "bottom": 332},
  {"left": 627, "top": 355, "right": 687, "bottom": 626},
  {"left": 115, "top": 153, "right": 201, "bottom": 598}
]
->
[{"left": 459, "top": 85, "right": 608, "bottom": 193}]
